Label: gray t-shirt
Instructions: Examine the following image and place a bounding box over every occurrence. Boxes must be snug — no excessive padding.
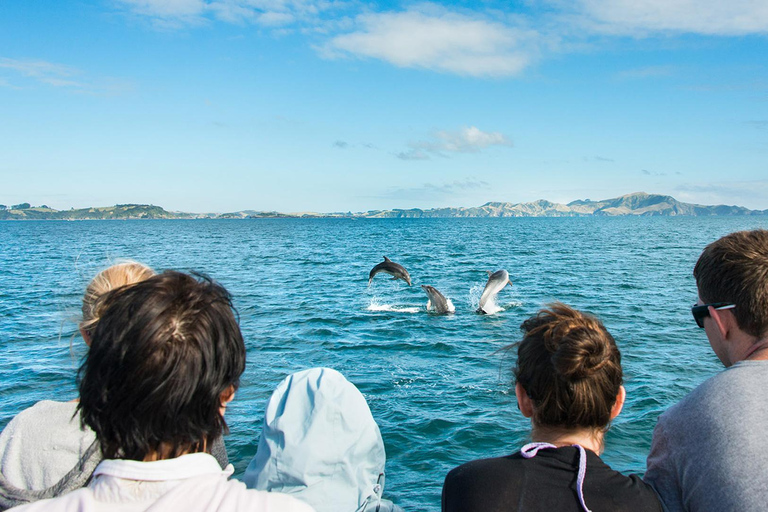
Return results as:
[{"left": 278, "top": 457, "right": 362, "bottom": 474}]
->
[{"left": 645, "top": 360, "right": 768, "bottom": 512}]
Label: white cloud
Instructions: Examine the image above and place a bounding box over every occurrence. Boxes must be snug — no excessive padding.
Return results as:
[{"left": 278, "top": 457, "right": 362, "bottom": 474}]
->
[
  {"left": 675, "top": 181, "right": 768, "bottom": 209},
  {"left": 574, "top": 0, "right": 768, "bottom": 36},
  {"left": 0, "top": 58, "right": 134, "bottom": 95},
  {"left": 399, "top": 126, "right": 513, "bottom": 159},
  {"left": 320, "top": 6, "right": 540, "bottom": 77},
  {"left": 379, "top": 178, "right": 491, "bottom": 201},
  {"left": 117, "top": 0, "right": 342, "bottom": 27},
  {"left": 0, "top": 58, "right": 87, "bottom": 89},
  {"left": 396, "top": 149, "right": 431, "bottom": 161}
]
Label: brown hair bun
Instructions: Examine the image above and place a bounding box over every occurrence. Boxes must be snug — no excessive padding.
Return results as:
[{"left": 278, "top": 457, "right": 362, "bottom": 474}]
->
[{"left": 514, "top": 303, "right": 622, "bottom": 430}]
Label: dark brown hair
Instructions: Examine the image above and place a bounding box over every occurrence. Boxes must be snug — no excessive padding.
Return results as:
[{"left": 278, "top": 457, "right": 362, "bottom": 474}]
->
[
  {"left": 514, "top": 303, "right": 622, "bottom": 430},
  {"left": 694, "top": 229, "right": 768, "bottom": 338},
  {"left": 78, "top": 270, "right": 246, "bottom": 461}
]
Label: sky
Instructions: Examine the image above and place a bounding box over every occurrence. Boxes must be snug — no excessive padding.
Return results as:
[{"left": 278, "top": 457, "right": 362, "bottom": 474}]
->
[{"left": 1, "top": 0, "right": 767, "bottom": 213}]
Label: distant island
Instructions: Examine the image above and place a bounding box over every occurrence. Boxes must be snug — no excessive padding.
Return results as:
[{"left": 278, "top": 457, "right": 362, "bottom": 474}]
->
[{"left": 1, "top": 192, "right": 766, "bottom": 220}]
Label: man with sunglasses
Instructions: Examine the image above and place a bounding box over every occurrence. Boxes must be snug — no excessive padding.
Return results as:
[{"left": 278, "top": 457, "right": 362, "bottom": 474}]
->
[{"left": 645, "top": 229, "right": 768, "bottom": 512}]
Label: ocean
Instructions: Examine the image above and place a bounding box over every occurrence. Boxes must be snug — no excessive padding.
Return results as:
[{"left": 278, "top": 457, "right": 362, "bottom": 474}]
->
[{"left": 2, "top": 216, "right": 767, "bottom": 510}]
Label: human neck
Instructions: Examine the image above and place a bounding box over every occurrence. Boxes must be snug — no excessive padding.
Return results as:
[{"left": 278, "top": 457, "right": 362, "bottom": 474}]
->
[
  {"left": 142, "top": 441, "right": 202, "bottom": 462},
  {"left": 531, "top": 426, "right": 604, "bottom": 455},
  {"left": 742, "top": 337, "right": 768, "bottom": 362}
]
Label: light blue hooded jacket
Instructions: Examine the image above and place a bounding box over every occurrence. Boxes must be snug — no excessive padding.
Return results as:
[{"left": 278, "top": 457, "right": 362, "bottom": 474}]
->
[{"left": 244, "top": 368, "right": 403, "bottom": 512}]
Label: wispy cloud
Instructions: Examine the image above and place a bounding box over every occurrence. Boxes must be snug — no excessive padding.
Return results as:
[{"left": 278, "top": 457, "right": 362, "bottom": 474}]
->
[
  {"left": 584, "top": 155, "right": 615, "bottom": 162},
  {"left": 333, "top": 140, "right": 348, "bottom": 149},
  {"left": 0, "top": 58, "right": 86, "bottom": 88},
  {"left": 675, "top": 181, "right": 768, "bottom": 209},
  {"left": 746, "top": 120, "right": 768, "bottom": 129},
  {"left": 572, "top": 0, "right": 768, "bottom": 36},
  {"left": 378, "top": 178, "right": 491, "bottom": 201},
  {"left": 113, "top": 1, "right": 768, "bottom": 78},
  {"left": 396, "top": 149, "right": 431, "bottom": 161},
  {"left": 318, "top": 5, "right": 542, "bottom": 77},
  {"left": 641, "top": 169, "right": 668, "bottom": 176},
  {"left": 116, "top": 0, "right": 344, "bottom": 29},
  {"left": 398, "top": 126, "right": 513, "bottom": 160},
  {"left": 0, "top": 57, "right": 132, "bottom": 95}
]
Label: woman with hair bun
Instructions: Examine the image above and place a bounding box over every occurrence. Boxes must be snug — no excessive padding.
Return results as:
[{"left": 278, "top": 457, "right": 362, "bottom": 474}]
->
[{"left": 442, "top": 303, "right": 661, "bottom": 512}]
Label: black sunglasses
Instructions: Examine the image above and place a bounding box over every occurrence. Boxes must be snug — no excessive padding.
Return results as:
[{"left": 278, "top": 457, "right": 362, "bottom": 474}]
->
[{"left": 691, "top": 303, "right": 736, "bottom": 328}]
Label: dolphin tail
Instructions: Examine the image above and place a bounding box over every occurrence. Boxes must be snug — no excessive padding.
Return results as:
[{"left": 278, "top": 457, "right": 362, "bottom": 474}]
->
[
  {"left": 476, "top": 307, "right": 487, "bottom": 315},
  {"left": 486, "top": 270, "right": 492, "bottom": 277}
]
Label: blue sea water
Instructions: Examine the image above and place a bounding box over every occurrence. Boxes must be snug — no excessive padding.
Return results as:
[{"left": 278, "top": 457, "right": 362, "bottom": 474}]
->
[{"left": 1, "top": 216, "right": 767, "bottom": 510}]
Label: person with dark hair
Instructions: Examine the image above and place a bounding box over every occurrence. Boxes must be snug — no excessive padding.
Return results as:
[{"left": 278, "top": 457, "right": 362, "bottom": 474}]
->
[
  {"left": 9, "top": 271, "right": 313, "bottom": 512},
  {"left": 442, "top": 303, "right": 661, "bottom": 512},
  {"left": 645, "top": 229, "right": 768, "bottom": 512}
]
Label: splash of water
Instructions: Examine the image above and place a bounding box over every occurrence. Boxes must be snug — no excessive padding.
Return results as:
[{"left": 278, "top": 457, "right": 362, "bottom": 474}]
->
[{"left": 367, "top": 297, "right": 421, "bottom": 314}]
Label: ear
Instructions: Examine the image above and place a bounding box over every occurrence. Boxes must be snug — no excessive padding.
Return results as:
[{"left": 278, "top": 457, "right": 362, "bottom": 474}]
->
[
  {"left": 80, "top": 327, "right": 92, "bottom": 347},
  {"left": 610, "top": 385, "right": 626, "bottom": 420},
  {"left": 515, "top": 382, "right": 534, "bottom": 418},
  {"left": 219, "top": 385, "right": 235, "bottom": 417},
  {"left": 709, "top": 305, "right": 734, "bottom": 340}
]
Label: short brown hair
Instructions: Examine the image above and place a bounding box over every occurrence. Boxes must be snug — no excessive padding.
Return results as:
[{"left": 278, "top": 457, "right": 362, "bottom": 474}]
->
[
  {"left": 514, "top": 303, "right": 622, "bottom": 430},
  {"left": 694, "top": 229, "right": 768, "bottom": 338}
]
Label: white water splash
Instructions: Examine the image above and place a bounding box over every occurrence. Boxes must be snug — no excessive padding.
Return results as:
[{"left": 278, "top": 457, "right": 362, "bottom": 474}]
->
[
  {"left": 426, "top": 298, "right": 456, "bottom": 314},
  {"left": 367, "top": 297, "right": 421, "bottom": 314}
]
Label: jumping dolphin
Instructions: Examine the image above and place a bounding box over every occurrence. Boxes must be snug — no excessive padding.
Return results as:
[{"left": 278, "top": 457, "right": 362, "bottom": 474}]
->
[
  {"left": 476, "top": 269, "right": 513, "bottom": 314},
  {"left": 368, "top": 256, "right": 412, "bottom": 286},
  {"left": 421, "top": 285, "right": 454, "bottom": 314}
]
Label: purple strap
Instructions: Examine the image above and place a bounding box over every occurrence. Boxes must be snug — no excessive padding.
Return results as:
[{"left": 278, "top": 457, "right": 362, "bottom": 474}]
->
[{"left": 520, "top": 442, "right": 592, "bottom": 512}]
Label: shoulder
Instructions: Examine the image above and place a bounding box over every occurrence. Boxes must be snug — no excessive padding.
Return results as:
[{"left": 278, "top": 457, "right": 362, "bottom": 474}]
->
[
  {"left": 4, "top": 487, "right": 94, "bottom": 511},
  {"left": 174, "top": 475, "right": 316, "bottom": 512},
  {"left": 585, "top": 455, "right": 661, "bottom": 511},
  {"left": 2, "top": 401, "right": 78, "bottom": 432},
  {"left": 442, "top": 454, "right": 522, "bottom": 512},
  {"left": 660, "top": 361, "right": 768, "bottom": 427},
  {"left": 445, "top": 453, "right": 521, "bottom": 486}
]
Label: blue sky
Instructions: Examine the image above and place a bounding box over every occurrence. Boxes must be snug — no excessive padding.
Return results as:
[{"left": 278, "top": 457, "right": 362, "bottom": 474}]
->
[{"left": 1, "top": 0, "right": 767, "bottom": 213}]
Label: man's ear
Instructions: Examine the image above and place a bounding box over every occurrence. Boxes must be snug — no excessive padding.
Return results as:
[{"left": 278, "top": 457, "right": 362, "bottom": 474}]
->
[
  {"left": 610, "top": 385, "right": 626, "bottom": 420},
  {"left": 515, "top": 382, "right": 534, "bottom": 418},
  {"left": 710, "top": 305, "right": 734, "bottom": 340}
]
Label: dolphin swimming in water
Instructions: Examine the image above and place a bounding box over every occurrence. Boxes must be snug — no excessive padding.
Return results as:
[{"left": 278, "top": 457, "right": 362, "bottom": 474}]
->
[
  {"left": 368, "top": 256, "right": 412, "bottom": 286},
  {"left": 421, "top": 285, "right": 454, "bottom": 314},
  {"left": 476, "top": 269, "right": 513, "bottom": 314}
]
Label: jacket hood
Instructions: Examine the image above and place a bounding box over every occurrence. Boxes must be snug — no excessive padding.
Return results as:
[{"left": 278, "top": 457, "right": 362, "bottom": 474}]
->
[{"left": 244, "top": 368, "right": 387, "bottom": 512}]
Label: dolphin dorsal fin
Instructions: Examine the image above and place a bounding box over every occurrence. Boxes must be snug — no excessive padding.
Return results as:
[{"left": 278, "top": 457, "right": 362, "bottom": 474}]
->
[{"left": 383, "top": 256, "right": 391, "bottom": 262}]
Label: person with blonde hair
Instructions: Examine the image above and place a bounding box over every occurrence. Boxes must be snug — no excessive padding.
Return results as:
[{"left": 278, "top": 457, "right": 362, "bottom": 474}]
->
[
  {"left": 78, "top": 261, "right": 155, "bottom": 344},
  {"left": 0, "top": 262, "right": 158, "bottom": 509},
  {"left": 442, "top": 303, "right": 661, "bottom": 512}
]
